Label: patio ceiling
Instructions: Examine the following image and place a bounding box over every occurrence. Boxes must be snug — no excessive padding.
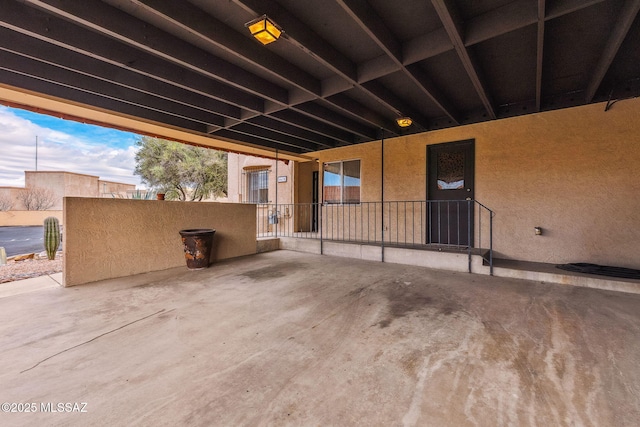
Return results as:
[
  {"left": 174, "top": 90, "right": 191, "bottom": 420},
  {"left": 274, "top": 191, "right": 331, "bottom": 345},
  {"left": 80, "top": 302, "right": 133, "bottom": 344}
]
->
[{"left": 1, "top": 0, "right": 639, "bottom": 155}]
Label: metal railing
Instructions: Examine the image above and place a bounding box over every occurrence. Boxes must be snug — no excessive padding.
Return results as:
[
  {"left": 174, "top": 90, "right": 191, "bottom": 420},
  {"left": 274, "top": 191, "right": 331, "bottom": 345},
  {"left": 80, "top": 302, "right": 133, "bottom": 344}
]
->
[{"left": 257, "top": 200, "right": 494, "bottom": 274}]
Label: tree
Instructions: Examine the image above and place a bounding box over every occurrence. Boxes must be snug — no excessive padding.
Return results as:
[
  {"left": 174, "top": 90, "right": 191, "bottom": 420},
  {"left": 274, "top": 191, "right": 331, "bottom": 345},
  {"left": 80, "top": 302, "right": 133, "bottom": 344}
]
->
[
  {"left": 18, "top": 187, "right": 56, "bottom": 210},
  {"left": 0, "top": 194, "right": 13, "bottom": 211},
  {"left": 134, "top": 136, "right": 227, "bottom": 201}
]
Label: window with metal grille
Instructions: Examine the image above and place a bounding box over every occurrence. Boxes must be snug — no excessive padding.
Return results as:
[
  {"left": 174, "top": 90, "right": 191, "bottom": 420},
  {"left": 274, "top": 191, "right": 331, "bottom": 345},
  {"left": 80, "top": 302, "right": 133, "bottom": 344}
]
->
[
  {"left": 323, "top": 160, "right": 360, "bottom": 204},
  {"left": 246, "top": 169, "right": 269, "bottom": 203}
]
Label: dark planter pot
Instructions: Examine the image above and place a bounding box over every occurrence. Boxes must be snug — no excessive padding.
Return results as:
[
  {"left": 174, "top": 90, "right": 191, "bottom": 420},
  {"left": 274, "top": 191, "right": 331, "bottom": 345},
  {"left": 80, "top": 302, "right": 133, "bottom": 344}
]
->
[{"left": 179, "top": 229, "right": 216, "bottom": 270}]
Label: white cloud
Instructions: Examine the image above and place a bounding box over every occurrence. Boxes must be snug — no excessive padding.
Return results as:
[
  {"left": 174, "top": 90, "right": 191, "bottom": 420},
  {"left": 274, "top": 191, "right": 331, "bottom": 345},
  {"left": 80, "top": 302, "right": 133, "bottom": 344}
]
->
[{"left": 0, "top": 107, "right": 142, "bottom": 187}]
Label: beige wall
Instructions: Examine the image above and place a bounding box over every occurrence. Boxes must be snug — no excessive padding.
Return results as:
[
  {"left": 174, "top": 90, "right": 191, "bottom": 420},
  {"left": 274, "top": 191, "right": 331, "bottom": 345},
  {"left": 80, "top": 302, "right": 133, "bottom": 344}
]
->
[
  {"left": 64, "top": 198, "right": 256, "bottom": 286},
  {"left": 0, "top": 210, "right": 63, "bottom": 226},
  {"left": 311, "top": 99, "right": 640, "bottom": 268}
]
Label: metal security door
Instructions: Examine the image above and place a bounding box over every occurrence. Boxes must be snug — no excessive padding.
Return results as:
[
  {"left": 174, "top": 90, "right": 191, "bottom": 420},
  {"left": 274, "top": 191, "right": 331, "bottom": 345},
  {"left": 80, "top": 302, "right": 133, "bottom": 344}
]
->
[{"left": 427, "top": 140, "right": 475, "bottom": 246}]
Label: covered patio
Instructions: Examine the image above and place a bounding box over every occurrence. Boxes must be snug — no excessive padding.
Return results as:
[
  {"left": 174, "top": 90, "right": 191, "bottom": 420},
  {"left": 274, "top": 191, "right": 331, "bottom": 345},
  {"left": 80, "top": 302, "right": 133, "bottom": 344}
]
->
[
  {"left": 1, "top": 2, "right": 640, "bottom": 424},
  {"left": 2, "top": 0, "right": 640, "bottom": 276},
  {"left": 2, "top": 250, "right": 639, "bottom": 425}
]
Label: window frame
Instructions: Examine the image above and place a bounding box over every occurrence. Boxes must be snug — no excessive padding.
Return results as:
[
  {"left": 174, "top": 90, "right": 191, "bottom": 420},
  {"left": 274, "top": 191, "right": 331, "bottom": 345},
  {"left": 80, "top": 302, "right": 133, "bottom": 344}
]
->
[
  {"left": 245, "top": 168, "right": 270, "bottom": 204},
  {"left": 322, "top": 159, "right": 361, "bottom": 205}
]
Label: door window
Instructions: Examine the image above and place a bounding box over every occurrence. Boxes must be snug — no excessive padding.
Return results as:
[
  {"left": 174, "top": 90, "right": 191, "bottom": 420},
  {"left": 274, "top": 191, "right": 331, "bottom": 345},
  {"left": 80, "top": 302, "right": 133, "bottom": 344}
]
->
[{"left": 437, "top": 151, "right": 465, "bottom": 190}]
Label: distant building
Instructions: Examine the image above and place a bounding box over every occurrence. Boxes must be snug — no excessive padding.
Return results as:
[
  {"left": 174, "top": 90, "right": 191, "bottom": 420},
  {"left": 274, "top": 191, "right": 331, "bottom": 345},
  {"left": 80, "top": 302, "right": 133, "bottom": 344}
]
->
[{"left": 0, "top": 171, "right": 136, "bottom": 210}]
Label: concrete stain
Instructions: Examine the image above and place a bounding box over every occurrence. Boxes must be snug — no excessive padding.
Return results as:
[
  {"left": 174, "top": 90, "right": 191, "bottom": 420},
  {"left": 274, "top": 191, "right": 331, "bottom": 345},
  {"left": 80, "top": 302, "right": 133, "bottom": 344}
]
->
[
  {"left": 377, "top": 297, "right": 426, "bottom": 328},
  {"left": 376, "top": 282, "right": 462, "bottom": 328},
  {"left": 481, "top": 320, "right": 516, "bottom": 362},
  {"left": 377, "top": 318, "right": 392, "bottom": 328},
  {"left": 440, "top": 303, "right": 458, "bottom": 316},
  {"left": 131, "top": 282, "right": 170, "bottom": 290},
  {"left": 347, "top": 286, "right": 367, "bottom": 297},
  {"left": 240, "top": 262, "right": 305, "bottom": 281},
  {"left": 474, "top": 301, "right": 612, "bottom": 426},
  {"left": 400, "top": 350, "right": 424, "bottom": 377}
]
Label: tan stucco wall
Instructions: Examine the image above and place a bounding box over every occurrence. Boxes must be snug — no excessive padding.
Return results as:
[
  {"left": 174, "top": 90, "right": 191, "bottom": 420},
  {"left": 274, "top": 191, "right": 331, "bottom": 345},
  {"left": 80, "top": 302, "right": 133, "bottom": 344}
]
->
[
  {"left": 63, "top": 198, "right": 256, "bottom": 286},
  {"left": 295, "top": 161, "right": 316, "bottom": 205},
  {"left": 0, "top": 210, "right": 63, "bottom": 226},
  {"left": 311, "top": 99, "right": 640, "bottom": 268},
  {"left": 228, "top": 153, "right": 294, "bottom": 204},
  {"left": 291, "top": 161, "right": 317, "bottom": 232}
]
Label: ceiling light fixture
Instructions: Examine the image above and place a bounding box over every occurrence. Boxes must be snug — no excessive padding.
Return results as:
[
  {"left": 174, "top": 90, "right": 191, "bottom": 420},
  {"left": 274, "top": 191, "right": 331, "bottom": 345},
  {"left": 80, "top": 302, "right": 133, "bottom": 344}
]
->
[
  {"left": 396, "top": 117, "right": 413, "bottom": 127},
  {"left": 245, "top": 15, "right": 282, "bottom": 45}
]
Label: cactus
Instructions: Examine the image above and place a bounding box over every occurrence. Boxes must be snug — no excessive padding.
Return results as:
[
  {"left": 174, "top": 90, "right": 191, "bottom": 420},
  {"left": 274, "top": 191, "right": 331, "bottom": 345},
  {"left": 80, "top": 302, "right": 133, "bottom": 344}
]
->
[{"left": 44, "top": 216, "right": 61, "bottom": 260}]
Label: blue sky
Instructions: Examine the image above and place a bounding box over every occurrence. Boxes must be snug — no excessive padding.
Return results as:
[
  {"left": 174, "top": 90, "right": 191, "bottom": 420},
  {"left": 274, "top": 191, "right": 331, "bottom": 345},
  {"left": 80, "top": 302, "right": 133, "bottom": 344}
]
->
[{"left": 0, "top": 106, "right": 143, "bottom": 187}]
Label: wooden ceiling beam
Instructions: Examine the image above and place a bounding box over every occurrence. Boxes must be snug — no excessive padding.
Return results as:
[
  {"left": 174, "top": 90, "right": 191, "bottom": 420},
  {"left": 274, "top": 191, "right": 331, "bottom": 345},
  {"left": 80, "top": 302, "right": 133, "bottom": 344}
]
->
[
  {"left": 0, "top": 49, "right": 226, "bottom": 128},
  {"left": 0, "top": 67, "right": 213, "bottom": 133},
  {"left": 247, "top": 116, "right": 336, "bottom": 149},
  {"left": 294, "top": 102, "right": 378, "bottom": 140},
  {"left": 336, "top": 0, "right": 457, "bottom": 125},
  {"left": 536, "top": 0, "right": 546, "bottom": 112},
  {"left": 133, "top": 0, "right": 396, "bottom": 134},
  {"left": 224, "top": 123, "right": 321, "bottom": 152},
  {"left": 0, "top": 26, "right": 243, "bottom": 121},
  {"left": 269, "top": 110, "right": 356, "bottom": 144},
  {"left": 431, "top": 0, "right": 496, "bottom": 120},
  {"left": 131, "top": 0, "right": 321, "bottom": 97},
  {"left": 0, "top": 0, "right": 265, "bottom": 113},
  {"left": 585, "top": 0, "right": 640, "bottom": 103},
  {"left": 19, "top": 0, "right": 289, "bottom": 103},
  {"left": 212, "top": 129, "right": 306, "bottom": 155},
  {"left": 355, "top": 0, "right": 607, "bottom": 83}
]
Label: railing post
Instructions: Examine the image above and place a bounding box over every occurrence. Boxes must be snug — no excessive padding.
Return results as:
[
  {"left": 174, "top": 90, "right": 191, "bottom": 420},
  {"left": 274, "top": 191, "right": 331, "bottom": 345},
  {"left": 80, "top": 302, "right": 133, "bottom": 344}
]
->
[
  {"left": 468, "top": 199, "right": 472, "bottom": 273},
  {"left": 381, "top": 129, "right": 385, "bottom": 263},
  {"left": 381, "top": 201, "right": 385, "bottom": 262},
  {"left": 319, "top": 203, "right": 323, "bottom": 255},
  {"left": 256, "top": 198, "right": 495, "bottom": 276},
  {"left": 490, "top": 208, "right": 493, "bottom": 276}
]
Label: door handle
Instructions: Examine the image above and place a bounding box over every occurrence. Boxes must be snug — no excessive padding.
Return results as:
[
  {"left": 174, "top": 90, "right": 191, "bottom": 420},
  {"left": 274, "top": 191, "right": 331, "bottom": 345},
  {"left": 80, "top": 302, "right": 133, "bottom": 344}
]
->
[{"left": 466, "top": 197, "right": 472, "bottom": 201}]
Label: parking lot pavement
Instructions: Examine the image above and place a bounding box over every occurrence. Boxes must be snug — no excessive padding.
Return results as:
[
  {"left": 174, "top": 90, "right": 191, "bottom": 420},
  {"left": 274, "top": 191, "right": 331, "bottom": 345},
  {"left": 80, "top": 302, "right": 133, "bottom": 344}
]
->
[{"left": 0, "top": 226, "right": 44, "bottom": 256}]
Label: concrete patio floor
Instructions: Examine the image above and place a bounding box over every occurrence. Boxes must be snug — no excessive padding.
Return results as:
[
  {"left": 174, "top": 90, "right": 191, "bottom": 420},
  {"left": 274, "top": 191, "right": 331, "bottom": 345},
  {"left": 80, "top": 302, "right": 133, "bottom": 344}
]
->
[{"left": 1, "top": 250, "right": 639, "bottom": 426}]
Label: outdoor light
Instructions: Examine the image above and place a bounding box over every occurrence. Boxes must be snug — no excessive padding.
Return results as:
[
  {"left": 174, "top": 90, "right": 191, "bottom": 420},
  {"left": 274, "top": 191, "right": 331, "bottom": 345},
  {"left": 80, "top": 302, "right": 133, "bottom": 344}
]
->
[
  {"left": 245, "top": 15, "right": 282, "bottom": 45},
  {"left": 396, "top": 117, "right": 413, "bottom": 127}
]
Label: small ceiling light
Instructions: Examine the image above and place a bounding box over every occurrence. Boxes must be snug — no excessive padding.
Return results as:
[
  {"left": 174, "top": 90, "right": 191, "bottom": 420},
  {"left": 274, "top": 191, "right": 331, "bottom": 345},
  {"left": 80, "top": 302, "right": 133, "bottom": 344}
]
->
[
  {"left": 396, "top": 117, "right": 413, "bottom": 127},
  {"left": 245, "top": 15, "right": 282, "bottom": 45}
]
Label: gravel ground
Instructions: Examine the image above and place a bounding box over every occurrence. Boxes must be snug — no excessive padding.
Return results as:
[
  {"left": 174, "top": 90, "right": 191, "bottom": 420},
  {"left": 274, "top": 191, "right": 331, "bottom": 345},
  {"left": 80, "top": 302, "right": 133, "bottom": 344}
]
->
[{"left": 0, "top": 254, "right": 62, "bottom": 284}]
